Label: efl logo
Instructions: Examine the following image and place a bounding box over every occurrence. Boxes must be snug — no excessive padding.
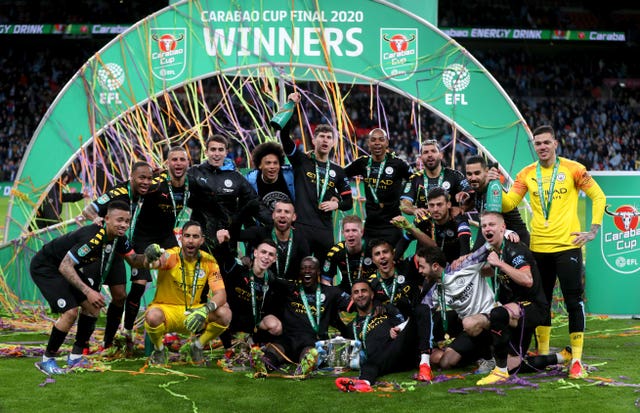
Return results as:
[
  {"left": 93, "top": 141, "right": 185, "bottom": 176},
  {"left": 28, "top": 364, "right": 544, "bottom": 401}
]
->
[
  {"left": 442, "top": 63, "right": 471, "bottom": 106},
  {"left": 150, "top": 28, "right": 187, "bottom": 81},
  {"left": 96, "top": 62, "right": 124, "bottom": 105},
  {"left": 380, "top": 28, "right": 418, "bottom": 81}
]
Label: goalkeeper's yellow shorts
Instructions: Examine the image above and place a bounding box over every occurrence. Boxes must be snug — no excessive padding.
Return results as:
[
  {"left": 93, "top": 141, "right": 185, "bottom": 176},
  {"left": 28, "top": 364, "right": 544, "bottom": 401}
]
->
[{"left": 147, "top": 303, "right": 206, "bottom": 334}]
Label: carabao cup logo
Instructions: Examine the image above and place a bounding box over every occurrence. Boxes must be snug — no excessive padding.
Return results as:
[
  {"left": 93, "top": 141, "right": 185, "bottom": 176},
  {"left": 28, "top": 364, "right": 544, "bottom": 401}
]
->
[
  {"left": 601, "top": 203, "right": 640, "bottom": 274},
  {"left": 380, "top": 28, "right": 418, "bottom": 81},
  {"left": 605, "top": 204, "right": 640, "bottom": 232},
  {"left": 150, "top": 28, "right": 187, "bottom": 81}
]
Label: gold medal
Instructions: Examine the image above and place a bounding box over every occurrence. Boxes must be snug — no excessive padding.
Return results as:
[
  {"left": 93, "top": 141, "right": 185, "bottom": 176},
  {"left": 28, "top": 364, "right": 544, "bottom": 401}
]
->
[{"left": 379, "top": 203, "right": 384, "bottom": 209}]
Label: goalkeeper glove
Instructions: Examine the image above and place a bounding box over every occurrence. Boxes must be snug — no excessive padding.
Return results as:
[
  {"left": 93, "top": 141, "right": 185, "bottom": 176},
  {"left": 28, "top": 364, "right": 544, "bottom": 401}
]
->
[
  {"left": 144, "top": 243, "right": 164, "bottom": 262},
  {"left": 184, "top": 302, "right": 217, "bottom": 333}
]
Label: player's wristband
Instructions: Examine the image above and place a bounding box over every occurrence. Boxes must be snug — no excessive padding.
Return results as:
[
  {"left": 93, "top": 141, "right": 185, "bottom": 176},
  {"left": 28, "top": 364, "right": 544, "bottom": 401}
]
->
[{"left": 206, "top": 301, "right": 218, "bottom": 313}]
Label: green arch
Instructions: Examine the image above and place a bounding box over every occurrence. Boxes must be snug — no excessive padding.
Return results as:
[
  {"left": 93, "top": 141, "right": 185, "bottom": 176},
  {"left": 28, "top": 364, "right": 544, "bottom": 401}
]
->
[{"left": 5, "top": 0, "right": 534, "bottom": 240}]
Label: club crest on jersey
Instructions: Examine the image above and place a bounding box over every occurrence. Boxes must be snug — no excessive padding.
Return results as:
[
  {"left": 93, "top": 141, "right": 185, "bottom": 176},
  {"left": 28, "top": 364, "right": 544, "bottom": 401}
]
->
[
  {"left": 442, "top": 181, "right": 451, "bottom": 190},
  {"left": 329, "top": 170, "right": 336, "bottom": 178},
  {"left": 320, "top": 293, "right": 326, "bottom": 303},
  {"left": 57, "top": 298, "right": 67, "bottom": 309},
  {"left": 385, "top": 166, "right": 394, "bottom": 175},
  {"left": 364, "top": 257, "right": 372, "bottom": 266},
  {"left": 557, "top": 172, "right": 566, "bottom": 182},
  {"left": 105, "top": 244, "right": 113, "bottom": 253},
  {"left": 224, "top": 179, "right": 233, "bottom": 188},
  {"left": 397, "top": 275, "right": 405, "bottom": 284},
  {"left": 196, "top": 269, "right": 206, "bottom": 279}
]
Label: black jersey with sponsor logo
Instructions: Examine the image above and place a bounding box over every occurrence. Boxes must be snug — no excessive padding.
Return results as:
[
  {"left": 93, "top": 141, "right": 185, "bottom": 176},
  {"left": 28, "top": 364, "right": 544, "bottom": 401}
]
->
[
  {"left": 136, "top": 173, "right": 187, "bottom": 248},
  {"left": 271, "top": 279, "right": 351, "bottom": 341},
  {"left": 401, "top": 167, "right": 470, "bottom": 208},
  {"left": 39, "top": 224, "right": 133, "bottom": 270},
  {"left": 280, "top": 132, "right": 353, "bottom": 230},
  {"left": 495, "top": 240, "right": 547, "bottom": 307},
  {"left": 322, "top": 241, "right": 377, "bottom": 293},
  {"left": 345, "top": 154, "right": 411, "bottom": 227}
]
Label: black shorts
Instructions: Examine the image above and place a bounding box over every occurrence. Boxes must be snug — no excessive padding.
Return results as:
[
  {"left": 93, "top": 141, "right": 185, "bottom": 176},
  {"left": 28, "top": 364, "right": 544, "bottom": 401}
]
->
[
  {"left": 509, "top": 301, "right": 546, "bottom": 355},
  {"left": 30, "top": 255, "right": 101, "bottom": 313},
  {"left": 448, "top": 330, "right": 492, "bottom": 366},
  {"left": 129, "top": 241, "right": 155, "bottom": 282}
]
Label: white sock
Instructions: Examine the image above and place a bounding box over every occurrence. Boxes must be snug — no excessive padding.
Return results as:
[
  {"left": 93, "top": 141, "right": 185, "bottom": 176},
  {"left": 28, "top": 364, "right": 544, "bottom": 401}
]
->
[
  {"left": 156, "top": 344, "right": 164, "bottom": 351},
  {"left": 194, "top": 340, "right": 204, "bottom": 349},
  {"left": 68, "top": 353, "right": 83, "bottom": 361},
  {"left": 420, "top": 353, "right": 430, "bottom": 365}
]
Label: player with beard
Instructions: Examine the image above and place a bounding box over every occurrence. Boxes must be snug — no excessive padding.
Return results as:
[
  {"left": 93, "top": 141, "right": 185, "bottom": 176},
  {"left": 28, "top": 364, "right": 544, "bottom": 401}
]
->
[
  {"left": 335, "top": 279, "right": 421, "bottom": 392},
  {"left": 239, "top": 200, "right": 309, "bottom": 281},
  {"left": 400, "top": 139, "right": 471, "bottom": 218},
  {"left": 464, "top": 155, "right": 530, "bottom": 249},
  {"left": 81, "top": 161, "right": 154, "bottom": 351},
  {"left": 122, "top": 146, "right": 191, "bottom": 348},
  {"left": 217, "top": 240, "right": 282, "bottom": 360},
  {"left": 32, "top": 201, "right": 157, "bottom": 374},
  {"left": 344, "top": 128, "right": 412, "bottom": 246},
  {"left": 278, "top": 93, "right": 353, "bottom": 258},
  {"left": 394, "top": 187, "right": 471, "bottom": 264},
  {"left": 368, "top": 239, "right": 421, "bottom": 320},
  {"left": 254, "top": 257, "right": 351, "bottom": 377},
  {"left": 416, "top": 236, "right": 570, "bottom": 377},
  {"left": 496, "top": 125, "right": 606, "bottom": 379},
  {"left": 245, "top": 142, "right": 295, "bottom": 212},
  {"left": 145, "top": 221, "right": 230, "bottom": 365},
  {"left": 321, "top": 215, "right": 376, "bottom": 294}
]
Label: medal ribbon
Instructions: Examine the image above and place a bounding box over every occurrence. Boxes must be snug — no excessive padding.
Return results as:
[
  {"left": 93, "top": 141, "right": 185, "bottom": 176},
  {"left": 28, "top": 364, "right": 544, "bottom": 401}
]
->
[
  {"left": 353, "top": 312, "right": 372, "bottom": 351},
  {"left": 99, "top": 234, "right": 118, "bottom": 284},
  {"left": 377, "top": 271, "right": 398, "bottom": 303},
  {"left": 535, "top": 158, "right": 560, "bottom": 224},
  {"left": 167, "top": 175, "right": 190, "bottom": 219},
  {"left": 179, "top": 251, "right": 202, "bottom": 313},
  {"left": 311, "top": 153, "right": 331, "bottom": 205},
  {"left": 126, "top": 183, "right": 143, "bottom": 239},
  {"left": 365, "top": 154, "right": 387, "bottom": 205},
  {"left": 437, "top": 271, "right": 448, "bottom": 334},
  {"left": 250, "top": 272, "right": 270, "bottom": 326},
  {"left": 272, "top": 229, "right": 293, "bottom": 278},
  {"left": 299, "top": 285, "right": 322, "bottom": 334},
  {"left": 345, "top": 240, "right": 365, "bottom": 287}
]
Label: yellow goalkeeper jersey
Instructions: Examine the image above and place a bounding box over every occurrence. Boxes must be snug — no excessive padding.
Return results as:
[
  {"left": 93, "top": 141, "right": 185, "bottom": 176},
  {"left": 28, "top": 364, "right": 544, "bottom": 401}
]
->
[
  {"left": 152, "top": 246, "right": 225, "bottom": 306},
  {"left": 502, "top": 157, "right": 606, "bottom": 253}
]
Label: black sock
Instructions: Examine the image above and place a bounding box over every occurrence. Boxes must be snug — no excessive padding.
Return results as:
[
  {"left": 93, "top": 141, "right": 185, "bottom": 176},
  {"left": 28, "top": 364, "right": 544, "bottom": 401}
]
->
[
  {"left": 516, "top": 354, "right": 559, "bottom": 373},
  {"left": 489, "top": 306, "right": 511, "bottom": 369},
  {"left": 45, "top": 325, "right": 68, "bottom": 357},
  {"left": 124, "top": 283, "right": 146, "bottom": 331},
  {"left": 73, "top": 314, "right": 97, "bottom": 354},
  {"left": 220, "top": 330, "right": 232, "bottom": 349},
  {"left": 104, "top": 303, "right": 124, "bottom": 347}
]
